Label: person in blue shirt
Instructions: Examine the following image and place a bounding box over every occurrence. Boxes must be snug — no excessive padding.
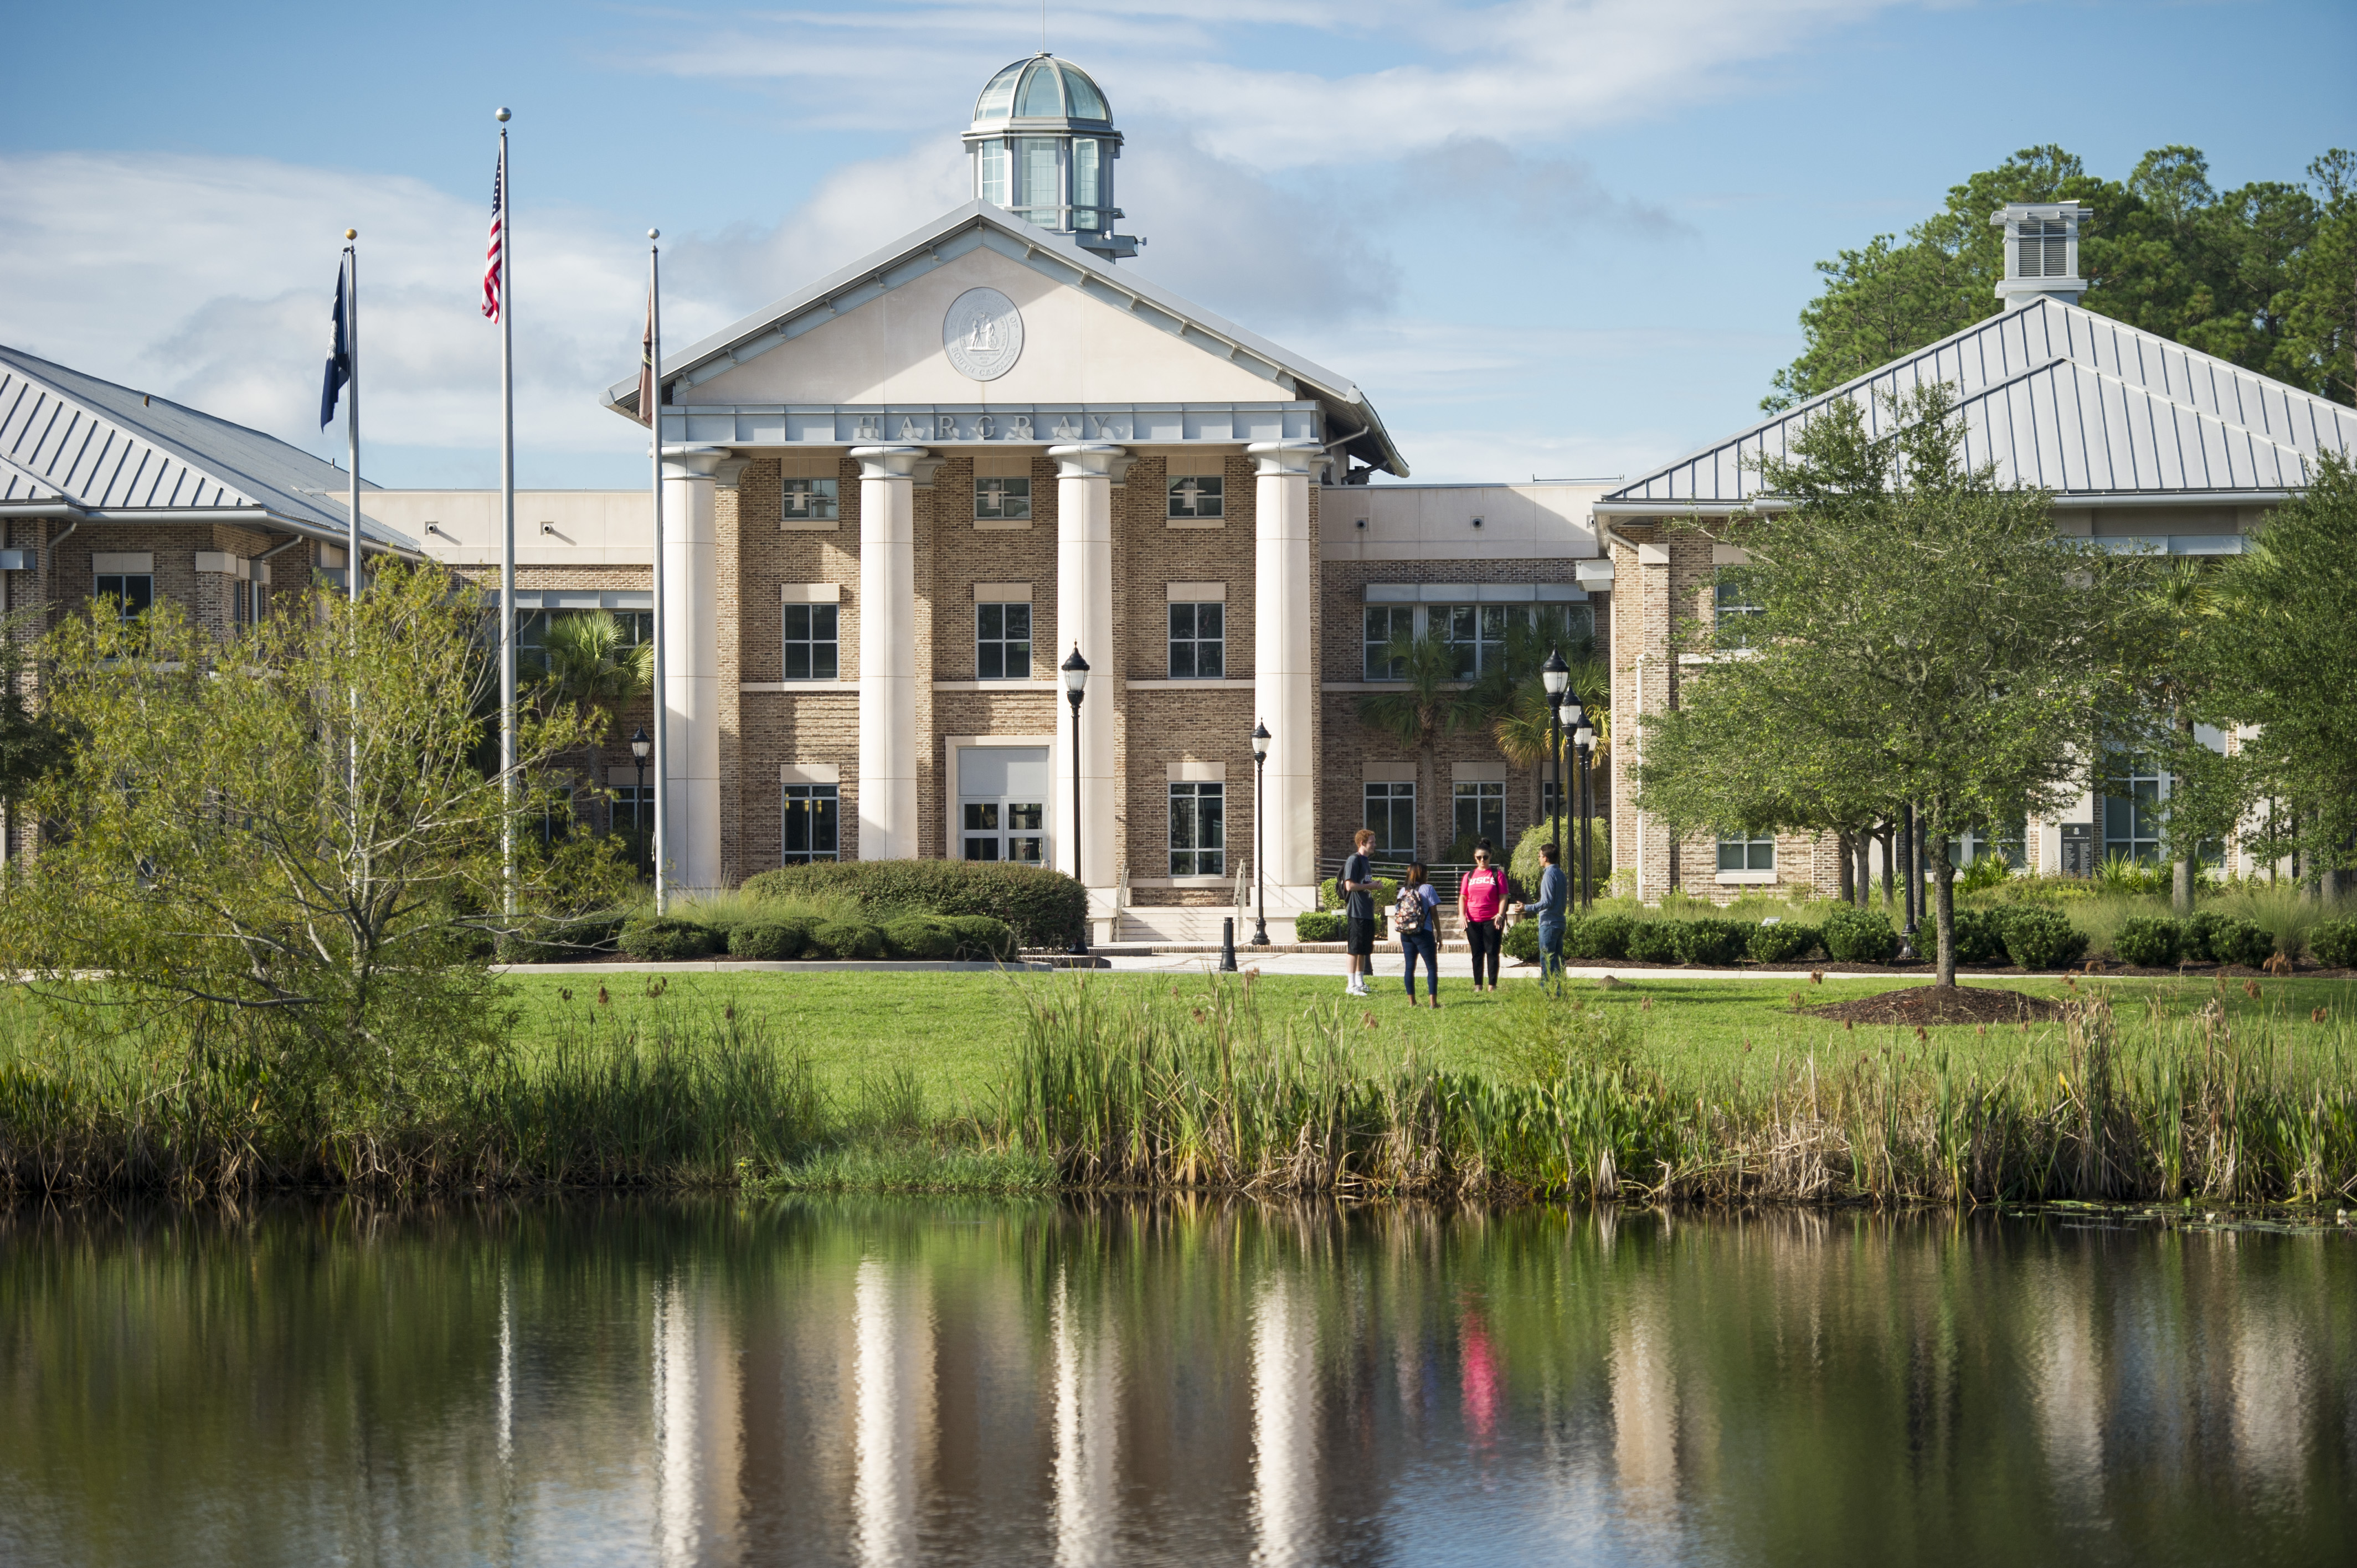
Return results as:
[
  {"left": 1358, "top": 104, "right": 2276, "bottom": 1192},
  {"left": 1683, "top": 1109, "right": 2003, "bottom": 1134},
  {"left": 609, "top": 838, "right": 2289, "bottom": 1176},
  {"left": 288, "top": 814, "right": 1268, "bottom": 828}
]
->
[
  {"left": 1393, "top": 862, "right": 1442, "bottom": 1007},
  {"left": 1534, "top": 841, "right": 1569, "bottom": 984}
]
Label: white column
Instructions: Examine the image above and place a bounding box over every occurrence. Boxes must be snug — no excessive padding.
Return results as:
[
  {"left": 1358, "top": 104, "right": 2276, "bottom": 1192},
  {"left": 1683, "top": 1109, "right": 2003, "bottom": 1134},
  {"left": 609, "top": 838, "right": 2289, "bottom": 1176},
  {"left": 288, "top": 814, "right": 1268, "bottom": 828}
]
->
[
  {"left": 1249, "top": 440, "right": 1321, "bottom": 902},
  {"left": 661, "top": 448, "right": 725, "bottom": 892},
  {"left": 1049, "top": 444, "right": 1123, "bottom": 912},
  {"left": 1250, "top": 1276, "right": 1318, "bottom": 1567},
  {"left": 851, "top": 446, "right": 925, "bottom": 860}
]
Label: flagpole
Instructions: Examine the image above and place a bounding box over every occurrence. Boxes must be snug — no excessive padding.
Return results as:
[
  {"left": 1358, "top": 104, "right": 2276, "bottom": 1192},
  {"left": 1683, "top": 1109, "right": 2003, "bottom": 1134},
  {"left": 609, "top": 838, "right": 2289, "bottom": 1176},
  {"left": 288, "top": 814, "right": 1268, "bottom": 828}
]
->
[
  {"left": 648, "top": 230, "right": 668, "bottom": 917},
  {"left": 344, "top": 230, "right": 360, "bottom": 604},
  {"left": 496, "top": 108, "right": 517, "bottom": 917}
]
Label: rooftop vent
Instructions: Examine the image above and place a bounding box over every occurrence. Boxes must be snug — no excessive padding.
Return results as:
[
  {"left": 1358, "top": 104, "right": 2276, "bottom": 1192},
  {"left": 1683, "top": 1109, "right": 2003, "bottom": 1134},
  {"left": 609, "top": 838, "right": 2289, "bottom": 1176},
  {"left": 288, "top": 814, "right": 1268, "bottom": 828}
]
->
[{"left": 1991, "top": 200, "right": 2088, "bottom": 310}]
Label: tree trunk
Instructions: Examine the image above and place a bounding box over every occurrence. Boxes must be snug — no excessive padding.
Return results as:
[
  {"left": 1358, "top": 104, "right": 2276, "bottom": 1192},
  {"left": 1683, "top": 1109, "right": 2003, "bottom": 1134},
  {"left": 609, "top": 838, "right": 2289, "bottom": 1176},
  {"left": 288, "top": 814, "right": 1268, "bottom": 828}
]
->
[
  {"left": 1855, "top": 832, "right": 1872, "bottom": 909},
  {"left": 1835, "top": 828, "right": 1856, "bottom": 904},
  {"left": 1421, "top": 738, "right": 1437, "bottom": 867},
  {"left": 1931, "top": 832, "right": 1958, "bottom": 986},
  {"left": 1876, "top": 819, "right": 1896, "bottom": 909}
]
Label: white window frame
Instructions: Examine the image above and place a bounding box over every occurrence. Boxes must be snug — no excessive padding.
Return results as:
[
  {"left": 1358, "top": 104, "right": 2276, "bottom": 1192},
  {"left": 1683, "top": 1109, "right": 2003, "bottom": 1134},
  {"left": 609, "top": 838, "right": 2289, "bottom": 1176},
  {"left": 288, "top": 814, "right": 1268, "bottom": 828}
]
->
[
  {"left": 781, "top": 477, "right": 838, "bottom": 525},
  {"left": 1167, "top": 601, "right": 1224, "bottom": 679},
  {"left": 1168, "top": 781, "right": 1224, "bottom": 877},
  {"left": 974, "top": 474, "right": 1032, "bottom": 523},
  {"left": 976, "top": 601, "right": 1033, "bottom": 680},
  {"left": 1168, "top": 473, "right": 1223, "bottom": 521},
  {"left": 1363, "top": 781, "right": 1416, "bottom": 862},
  {"left": 782, "top": 602, "right": 840, "bottom": 682},
  {"left": 1716, "top": 831, "right": 1776, "bottom": 882}
]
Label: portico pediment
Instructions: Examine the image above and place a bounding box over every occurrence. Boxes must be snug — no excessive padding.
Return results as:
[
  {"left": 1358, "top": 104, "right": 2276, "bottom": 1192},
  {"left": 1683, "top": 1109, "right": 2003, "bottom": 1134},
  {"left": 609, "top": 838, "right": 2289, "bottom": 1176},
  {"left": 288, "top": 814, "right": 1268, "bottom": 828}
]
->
[{"left": 608, "top": 203, "right": 1406, "bottom": 476}]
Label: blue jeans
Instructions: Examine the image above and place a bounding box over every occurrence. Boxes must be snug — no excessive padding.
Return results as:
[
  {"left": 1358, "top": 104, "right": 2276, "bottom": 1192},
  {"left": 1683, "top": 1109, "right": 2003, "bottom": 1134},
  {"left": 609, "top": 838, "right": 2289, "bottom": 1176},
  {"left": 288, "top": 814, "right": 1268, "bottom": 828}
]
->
[
  {"left": 1399, "top": 929, "right": 1438, "bottom": 997},
  {"left": 1537, "top": 917, "right": 1566, "bottom": 980}
]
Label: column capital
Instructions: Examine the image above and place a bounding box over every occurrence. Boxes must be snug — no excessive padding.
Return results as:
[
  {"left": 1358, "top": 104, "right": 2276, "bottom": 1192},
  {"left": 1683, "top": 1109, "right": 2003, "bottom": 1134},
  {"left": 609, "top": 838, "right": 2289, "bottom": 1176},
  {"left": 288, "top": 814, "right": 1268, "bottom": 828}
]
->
[
  {"left": 1047, "top": 442, "right": 1128, "bottom": 479},
  {"left": 660, "top": 445, "right": 731, "bottom": 482},
  {"left": 850, "top": 444, "right": 931, "bottom": 481},
  {"left": 1246, "top": 439, "right": 1325, "bottom": 478}
]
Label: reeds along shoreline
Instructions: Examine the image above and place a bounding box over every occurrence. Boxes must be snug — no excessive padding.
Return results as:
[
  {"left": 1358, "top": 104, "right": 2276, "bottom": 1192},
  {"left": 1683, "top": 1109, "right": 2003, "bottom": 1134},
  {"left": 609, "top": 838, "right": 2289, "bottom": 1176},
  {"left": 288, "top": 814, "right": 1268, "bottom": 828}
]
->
[
  {"left": 993, "top": 979, "right": 2357, "bottom": 1206},
  {"left": 3, "top": 979, "right": 2353, "bottom": 1204}
]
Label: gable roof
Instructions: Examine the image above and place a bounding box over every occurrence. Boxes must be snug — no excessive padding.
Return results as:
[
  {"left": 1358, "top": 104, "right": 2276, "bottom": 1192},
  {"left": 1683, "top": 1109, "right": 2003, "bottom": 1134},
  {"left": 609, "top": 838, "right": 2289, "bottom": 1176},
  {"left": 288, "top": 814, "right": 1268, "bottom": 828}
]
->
[
  {"left": 604, "top": 201, "right": 1408, "bottom": 477},
  {"left": 1602, "top": 295, "right": 2357, "bottom": 510},
  {"left": 0, "top": 343, "right": 418, "bottom": 551}
]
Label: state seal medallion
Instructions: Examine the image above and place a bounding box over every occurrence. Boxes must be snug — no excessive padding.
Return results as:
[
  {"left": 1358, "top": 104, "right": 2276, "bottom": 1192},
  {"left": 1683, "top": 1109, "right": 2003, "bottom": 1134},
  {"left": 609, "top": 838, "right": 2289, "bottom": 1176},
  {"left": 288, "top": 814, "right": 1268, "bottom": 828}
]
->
[{"left": 943, "top": 288, "right": 1024, "bottom": 381}]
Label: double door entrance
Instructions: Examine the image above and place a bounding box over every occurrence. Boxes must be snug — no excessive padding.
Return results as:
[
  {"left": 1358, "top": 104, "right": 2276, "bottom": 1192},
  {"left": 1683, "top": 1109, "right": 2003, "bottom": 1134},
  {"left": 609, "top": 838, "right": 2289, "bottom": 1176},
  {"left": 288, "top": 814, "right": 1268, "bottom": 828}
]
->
[{"left": 959, "top": 746, "right": 1048, "bottom": 864}]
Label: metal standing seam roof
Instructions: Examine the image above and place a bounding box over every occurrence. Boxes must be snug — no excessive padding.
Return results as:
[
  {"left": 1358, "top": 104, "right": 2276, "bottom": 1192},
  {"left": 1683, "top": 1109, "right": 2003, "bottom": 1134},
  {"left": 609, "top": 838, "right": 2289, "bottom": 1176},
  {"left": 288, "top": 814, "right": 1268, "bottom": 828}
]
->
[
  {"left": 0, "top": 342, "right": 418, "bottom": 550},
  {"left": 604, "top": 200, "right": 1410, "bottom": 479},
  {"left": 1603, "top": 295, "right": 2357, "bottom": 508}
]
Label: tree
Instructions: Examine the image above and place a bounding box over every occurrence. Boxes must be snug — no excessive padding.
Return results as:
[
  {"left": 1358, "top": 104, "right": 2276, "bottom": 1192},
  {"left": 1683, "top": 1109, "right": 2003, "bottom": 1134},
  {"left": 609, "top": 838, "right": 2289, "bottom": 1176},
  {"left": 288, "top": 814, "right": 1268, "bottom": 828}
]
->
[
  {"left": 2200, "top": 452, "right": 2357, "bottom": 894},
  {"left": 1356, "top": 629, "right": 1469, "bottom": 865},
  {"left": 2286, "top": 151, "right": 2357, "bottom": 404},
  {"left": 2110, "top": 560, "right": 2244, "bottom": 912},
  {"left": 530, "top": 610, "right": 653, "bottom": 831},
  {"left": 0, "top": 564, "right": 629, "bottom": 1122},
  {"left": 1634, "top": 387, "right": 2141, "bottom": 984},
  {"left": 0, "top": 607, "right": 71, "bottom": 809}
]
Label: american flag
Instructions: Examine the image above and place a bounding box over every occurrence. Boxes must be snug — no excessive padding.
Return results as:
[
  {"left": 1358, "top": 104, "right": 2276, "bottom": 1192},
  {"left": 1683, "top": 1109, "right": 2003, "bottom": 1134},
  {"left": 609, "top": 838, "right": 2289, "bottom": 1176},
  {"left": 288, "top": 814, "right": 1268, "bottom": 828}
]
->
[{"left": 480, "top": 151, "right": 504, "bottom": 322}]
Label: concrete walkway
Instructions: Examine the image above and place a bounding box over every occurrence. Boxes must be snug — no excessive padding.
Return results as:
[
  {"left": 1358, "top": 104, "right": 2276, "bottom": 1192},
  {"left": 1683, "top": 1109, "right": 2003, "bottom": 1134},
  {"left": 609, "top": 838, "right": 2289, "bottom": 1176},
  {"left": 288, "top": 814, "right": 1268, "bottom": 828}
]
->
[{"left": 494, "top": 953, "right": 1948, "bottom": 983}]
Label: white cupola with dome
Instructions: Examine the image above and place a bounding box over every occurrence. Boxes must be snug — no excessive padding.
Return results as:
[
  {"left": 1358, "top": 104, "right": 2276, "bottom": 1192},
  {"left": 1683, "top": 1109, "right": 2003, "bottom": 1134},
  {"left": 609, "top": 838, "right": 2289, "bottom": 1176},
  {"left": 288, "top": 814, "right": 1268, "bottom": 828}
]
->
[{"left": 965, "top": 54, "right": 1140, "bottom": 260}]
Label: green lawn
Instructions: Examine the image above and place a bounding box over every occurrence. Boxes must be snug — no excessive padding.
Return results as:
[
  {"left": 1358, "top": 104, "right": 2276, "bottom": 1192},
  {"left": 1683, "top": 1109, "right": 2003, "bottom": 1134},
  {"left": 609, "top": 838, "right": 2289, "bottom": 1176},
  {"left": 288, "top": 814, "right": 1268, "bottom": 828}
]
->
[{"left": 504, "top": 968, "right": 2357, "bottom": 1110}]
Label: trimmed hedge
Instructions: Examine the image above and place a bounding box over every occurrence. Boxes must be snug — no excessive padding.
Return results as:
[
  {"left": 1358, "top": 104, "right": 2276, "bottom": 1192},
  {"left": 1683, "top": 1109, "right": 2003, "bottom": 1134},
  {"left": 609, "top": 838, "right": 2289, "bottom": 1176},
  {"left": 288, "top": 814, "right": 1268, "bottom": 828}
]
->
[
  {"left": 2309, "top": 919, "right": 2357, "bottom": 969},
  {"left": 810, "top": 920, "right": 887, "bottom": 961},
  {"left": 2185, "top": 910, "right": 2274, "bottom": 968},
  {"left": 1821, "top": 909, "right": 1899, "bottom": 966},
  {"left": 728, "top": 918, "right": 812, "bottom": 961},
  {"left": 1949, "top": 909, "right": 2010, "bottom": 966},
  {"left": 1319, "top": 875, "right": 1402, "bottom": 914},
  {"left": 1998, "top": 906, "right": 2088, "bottom": 971},
  {"left": 739, "top": 860, "right": 1084, "bottom": 949},
  {"left": 619, "top": 916, "right": 721, "bottom": 961},
  {"left": 1674, "top": 918, "right": 1750, "bottom": 967},
  {"left": 882, "top": 914, "right": 959, "bottom": 961},
  {"left": 1294, "top": 910, "right": 1345, "bottom": 942},
  {"left": 1566, "top": 914, "right": 1634, "bottom": 962},
  {"left": 1502, "top": 918, "right": 1543, "bottom": 962},
  {"left": 943, "top": 914, "right": 1019, "bottom": 961},
  {"left": 2113, "top": 916, "right": 2182, "bottom": 968},
  {"left": 1747, "top": 920, "right": 1818, "bottom": 964},
  {"left": 1627, "top": 922, "right": 1682, "bottom": 963}
]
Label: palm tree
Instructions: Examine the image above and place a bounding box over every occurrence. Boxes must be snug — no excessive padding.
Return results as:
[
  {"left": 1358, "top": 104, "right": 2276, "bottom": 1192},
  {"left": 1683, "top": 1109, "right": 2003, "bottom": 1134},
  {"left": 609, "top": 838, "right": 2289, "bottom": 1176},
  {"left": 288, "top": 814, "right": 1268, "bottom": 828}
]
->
[
  {"left": 531, "top": 612, "right": 654, "bottom": 835},
  {"left": 1491, "top": 649, "right": 1611, "bottom": 832},
  {"left": 1356, "top": 628, "right": 1469, "bottom": 865}
]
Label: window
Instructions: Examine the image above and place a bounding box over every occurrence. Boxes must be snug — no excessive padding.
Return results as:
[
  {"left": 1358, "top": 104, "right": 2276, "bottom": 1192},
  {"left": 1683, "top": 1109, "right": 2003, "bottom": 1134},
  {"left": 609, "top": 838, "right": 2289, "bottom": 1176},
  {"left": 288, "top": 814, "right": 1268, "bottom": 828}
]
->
[
  {"left": 611, "top": 783, "right": 651, "bottom": 838},
  {"left": 783, "top": 604, "right": 840, "bottom": 681},
  {"left": 976, "top": 602, "right": 1032, "bottom": 679},
  {"left": 1364, "top": 783, "right": 1416, "bottom": 861},
  {"left": 1169, "top": 782, "right": 1224, "bottom": 876},
  {"left": 1714, "top": 567, "right": 1763, "bottom": 647},
  {"left": 1018, "top": 137, "right": 1060, "bottom": 225},
  {"left": 1717, "top": 832, "right": 1776, "bottom": 873},
  {"left": 782, "top": 785, "right": 840, "bottom": 864},
  {"left": 2103, "top": 757, "right": 2164, "bottom": 865},
  {"left": 538, "top": 786, "right": 575, "bottom": 848},
  {"left": 979, "top": 141, "right": 1010, "bottom": 207},
  {"left": 781, "top": 477, "right": 838, "bottom": 523},
  {"left": 1168, "top": 602, "right": 1224, "bottom": 678},
  {"left": 94, "top": 573, "right": 153, "bottom": 620},
  {"left": 1452, "top": 782, "right": 1504, "bottom": 859},
  {"left": 1949, "top": 821, "right": 2027, "bottom": 869},
  {"left": 975, "top": 475, "right": 1031, "bottom": 522},
  {"left": 959, "top": 747, "right": 1048, "bottom": 864},
  {"left": 1072, "top": 139, "right": 1102, "bottom": 231},
  {"left": 2020, "top": 219, "right": 2068, "bottom": 278},
  {"left": 1363, "top": 605, "right": 1411, "bottom": 680},
  {"left": 1435, "top": 604, "right": 1520, "bottom": 678},
  {"left": 1169, "top": 474, "right": 1223, "bottom": 520}
]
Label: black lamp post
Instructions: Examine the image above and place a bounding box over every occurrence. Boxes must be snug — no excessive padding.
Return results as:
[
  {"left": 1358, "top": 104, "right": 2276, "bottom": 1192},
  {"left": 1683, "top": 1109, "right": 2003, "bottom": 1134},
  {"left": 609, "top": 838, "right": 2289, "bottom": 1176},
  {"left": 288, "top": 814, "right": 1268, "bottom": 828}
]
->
[
  {"left": 1250, "top": 720, "right": 1272, "bottom": 946},
  {"left": 1573, "top": 718, "right": 1596, "bottom": 911},
  {"left": 1897, "top": 800, "right": 1919, "bottom": 962},
  {"left": 628, "top": 725, "right": 652, "bottom": 874},
  {"left": 1541, "top": 649, "right": 1570, "bottom": 874},
  {"left": 1062, "top": 646, "right": 1090, "bottom": 956}
]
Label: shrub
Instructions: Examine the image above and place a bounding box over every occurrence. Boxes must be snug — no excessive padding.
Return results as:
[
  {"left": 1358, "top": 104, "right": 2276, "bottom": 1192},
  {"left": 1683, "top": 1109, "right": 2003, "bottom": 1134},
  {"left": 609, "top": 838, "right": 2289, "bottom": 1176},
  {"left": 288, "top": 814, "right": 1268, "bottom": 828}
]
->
[
  {"left": 727, "top": 918, "right": 812, "bottom": 961},
  {"left": 1747, "top": 920, "right": 1818, "bottom": 964},
  {"left": 943, "top": 914, "right": 1018, "bottom": 961},
  {"left": 1674, "top": 918, "right": 1751, "bottom": 967},
  {"left": 882, "top": 914, "right": 959, "bottom": 961},
  {"left": 1318, "top": 875, "right": 1400, "bottom": 912},
  {"left": 809, "top": 920, "right": 887, "bottom": 961},
  {"left": 1626, "top": 922, "right": 1682, "bottom": 963},
  {"left": 2309, "top": 918, "right": 2357, "bottom": 969},
  {"left": 1957, "top": 854, "right": 2015, "bottom": 895},
  {"left": 1999, "top": 906, "right": 2088, "bottom": 971},
  {"left": 619, "top": 916, "right": 721, "bottom": 961},
  {"left": 1509, "top": 817, "right": 1612, "bottom": 900},
  {"left": 1821, "top": 909, "right": 1899, "bottom": 965},
  {"left": 1294, "top": 910, "right": 1345, "bottom": 942},
  {"left": 1502, "top": 919, "right": 1542, "bottom": 962},
  {"left": 1948, "top": 909, "right": 2010, "bottom": 966},
  {"left": 511, "top": 909, "right": 627, "bottom": 962},
  {"left": 740, "top": 860, "right": 1083, "bottom": 948},
  {"left": 2113, "top": 916, "right": 2183, "bottom": 968},
  {"left": 1567, "top": 914, "right": 1634, "bottom": 961},
  {"left": 2209, "top": 917, "right": 2276, "bottom": 968},
  {"left": 2182, "top": 909, "right": 2227, "bottom": 964}
]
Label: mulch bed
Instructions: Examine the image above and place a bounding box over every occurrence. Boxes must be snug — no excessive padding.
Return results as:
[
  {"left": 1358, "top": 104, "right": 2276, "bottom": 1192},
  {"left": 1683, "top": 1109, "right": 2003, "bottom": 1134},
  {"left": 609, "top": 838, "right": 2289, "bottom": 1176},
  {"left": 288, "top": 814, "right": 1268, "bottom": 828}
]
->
[{"left": 1804, "top": 984, "right": 2066, "bottom": 1027}]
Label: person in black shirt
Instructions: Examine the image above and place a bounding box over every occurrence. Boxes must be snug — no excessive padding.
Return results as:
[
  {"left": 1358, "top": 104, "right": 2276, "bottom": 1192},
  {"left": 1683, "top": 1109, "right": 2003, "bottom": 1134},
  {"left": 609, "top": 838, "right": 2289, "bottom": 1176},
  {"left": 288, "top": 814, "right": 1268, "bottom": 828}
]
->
[{"left": 1341, "top": 827, "right": 1378, "bottom": 997}]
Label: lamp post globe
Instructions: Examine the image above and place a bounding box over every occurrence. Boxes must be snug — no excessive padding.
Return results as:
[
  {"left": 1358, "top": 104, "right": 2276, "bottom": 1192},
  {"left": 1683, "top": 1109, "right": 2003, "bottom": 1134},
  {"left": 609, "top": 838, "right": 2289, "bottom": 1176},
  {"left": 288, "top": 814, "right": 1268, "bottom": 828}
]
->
[
  {"left": 1062, "top": 647, "right": 1090, "bottom": 956},
  {"left": 1250, "top": 721, "right": 1272, "bottom": 946}
]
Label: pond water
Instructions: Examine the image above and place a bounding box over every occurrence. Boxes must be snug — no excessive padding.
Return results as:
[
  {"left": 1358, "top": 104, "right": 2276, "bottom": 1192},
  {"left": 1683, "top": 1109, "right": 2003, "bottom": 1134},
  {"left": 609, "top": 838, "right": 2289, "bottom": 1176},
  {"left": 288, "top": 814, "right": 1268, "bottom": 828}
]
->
[{"left": 2, "top": 1198, "right": 2349, "bottom": 1566}]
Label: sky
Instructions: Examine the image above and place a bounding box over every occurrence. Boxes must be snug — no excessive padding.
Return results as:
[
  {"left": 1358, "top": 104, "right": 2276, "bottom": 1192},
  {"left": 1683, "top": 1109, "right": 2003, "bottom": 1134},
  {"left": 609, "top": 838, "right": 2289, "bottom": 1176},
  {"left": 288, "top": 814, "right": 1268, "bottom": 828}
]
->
[{"left": 3, "top": 1, "right": 2351, "bottom": 489}]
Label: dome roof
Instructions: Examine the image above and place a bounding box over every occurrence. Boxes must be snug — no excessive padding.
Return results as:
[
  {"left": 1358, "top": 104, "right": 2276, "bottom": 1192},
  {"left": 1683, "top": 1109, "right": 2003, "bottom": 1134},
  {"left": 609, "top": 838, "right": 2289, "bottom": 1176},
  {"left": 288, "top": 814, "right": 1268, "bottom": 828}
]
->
[{"left": 972, "top": 54, "right": 1112, "bottom": 128}]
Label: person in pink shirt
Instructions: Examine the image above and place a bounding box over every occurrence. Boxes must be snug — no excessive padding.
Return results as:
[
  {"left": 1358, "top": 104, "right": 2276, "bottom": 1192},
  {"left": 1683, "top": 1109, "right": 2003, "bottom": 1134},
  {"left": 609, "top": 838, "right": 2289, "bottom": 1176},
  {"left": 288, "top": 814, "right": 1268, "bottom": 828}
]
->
[{"left": 1458, "top": 838, "right": 1508, "bottom": 992}]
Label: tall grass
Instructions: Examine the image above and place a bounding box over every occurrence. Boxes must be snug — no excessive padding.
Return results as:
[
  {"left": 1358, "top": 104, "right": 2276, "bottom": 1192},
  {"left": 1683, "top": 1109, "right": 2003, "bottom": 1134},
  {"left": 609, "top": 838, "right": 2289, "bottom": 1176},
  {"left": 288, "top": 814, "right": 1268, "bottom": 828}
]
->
[{"left": 990, "top": 975, "right": 2357, "bottom": 1205}]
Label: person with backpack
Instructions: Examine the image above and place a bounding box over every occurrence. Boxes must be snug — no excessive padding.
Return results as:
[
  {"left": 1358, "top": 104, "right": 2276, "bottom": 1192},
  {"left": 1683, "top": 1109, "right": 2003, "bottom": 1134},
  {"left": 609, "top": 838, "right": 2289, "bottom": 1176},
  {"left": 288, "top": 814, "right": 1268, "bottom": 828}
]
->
[
  {"left": 1393, "top": 862, "right": 1441, "bottom": 1007},
  {"left": 1459, "top": 838, "right": 1507, "bottom": 993}
]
